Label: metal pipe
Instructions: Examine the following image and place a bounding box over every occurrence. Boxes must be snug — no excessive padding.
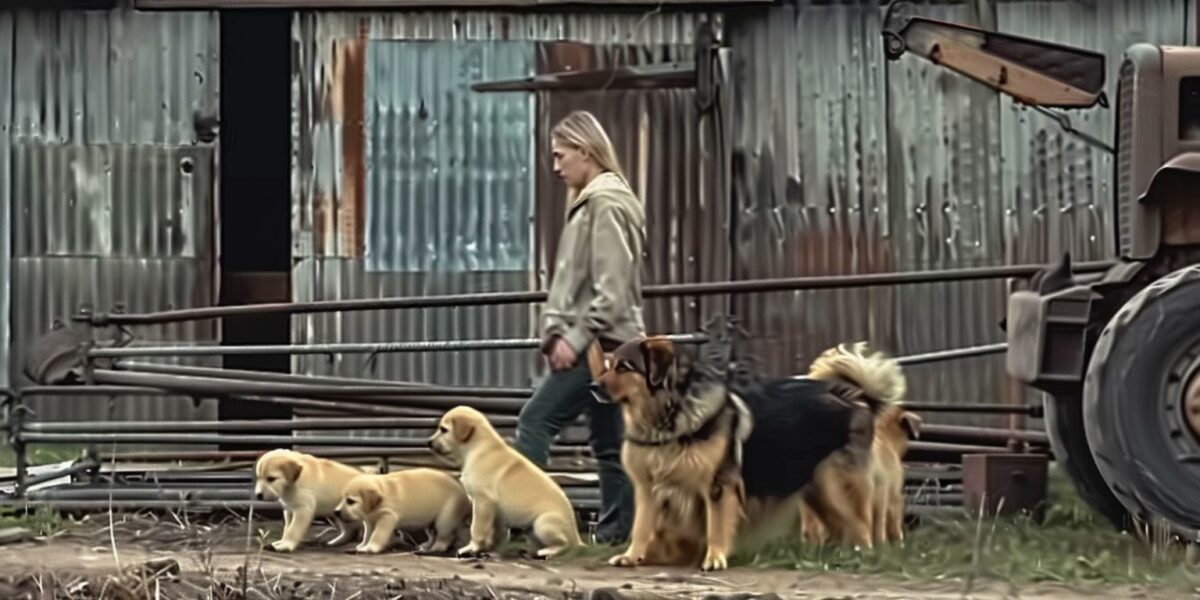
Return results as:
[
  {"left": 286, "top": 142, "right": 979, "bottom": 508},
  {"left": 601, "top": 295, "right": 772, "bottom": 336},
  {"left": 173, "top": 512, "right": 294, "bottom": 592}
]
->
[
  {"left": 24, "top": 486, "right": 602, "bottom": 503},
  {"left": 79, "top": 260, "right": 1117, "bottom": 326},
  {"left": 918, "top": 424, "right": 1050, "bottom": 446},
  {"left": 19, "top": 432, "right": 435, "bottom": 448},
  {"left": 24, "top": 416, "right": 519, "bottom": 433},
  {"left": 16, "top": 386, "right": 172, "bottom": 398},
  {"left": 0, "top": 500, "right": 283, "bottom": 512},
  {"left": 115, "top": 362, "right": 441, "bottom": 390},
  {"left": 227, "top": 394, "right": 442, "bottom": 416},
  {"left": 893, "top": 343, "right": 1007, "bottom": 366},
  {"left": 87, "top": 333, "right": 709, "bottom": 359},
  {"left": 115, "top": 361, "right": 529, "bottom": 398},
  {"left": 26, "top": 488, "right": 254, "bottom": 501},
  {"left": 14, "top": 382, "right": 457, "bottom": 416},
  {"left": 899, "top": 402, "right": 1042, "bottom": 416},
  {"left": 95, "top": 446, "right": 592, "bottom": 464},
  {"left": 88, "top": 370, "right": 528, "bottom": 413},
  {"left": 905, "top": 440, "right": 1044, "bottom": 463}
]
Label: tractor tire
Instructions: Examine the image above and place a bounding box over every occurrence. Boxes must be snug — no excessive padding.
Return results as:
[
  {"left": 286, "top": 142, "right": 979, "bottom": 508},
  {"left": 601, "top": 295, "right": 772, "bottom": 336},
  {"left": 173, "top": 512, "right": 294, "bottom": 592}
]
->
[
  {"left": 1084, "top": 265, "right": 1200, "bottom": 539},
  {"left": 1041, "top": 393, "right": 1130, "bottom": 530}
]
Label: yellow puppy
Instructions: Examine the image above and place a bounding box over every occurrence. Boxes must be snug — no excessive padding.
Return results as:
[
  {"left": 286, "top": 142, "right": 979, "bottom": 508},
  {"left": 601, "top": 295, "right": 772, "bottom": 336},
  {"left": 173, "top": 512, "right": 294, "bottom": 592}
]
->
[
  {"left": 334, "top": 468, "right": 472, "bottom": 554},
  {"left": 428, "top": 405, "right": 583, "bottom": 558},
  {"left": 253, "top": 449, "right": 365, "bottom": 552}
]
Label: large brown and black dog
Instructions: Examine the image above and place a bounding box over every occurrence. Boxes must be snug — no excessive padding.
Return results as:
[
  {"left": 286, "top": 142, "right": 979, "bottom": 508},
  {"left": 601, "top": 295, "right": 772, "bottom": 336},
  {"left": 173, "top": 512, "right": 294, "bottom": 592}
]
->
[{"left": 592, "top": 336, "right": 905, "bottom": 570}]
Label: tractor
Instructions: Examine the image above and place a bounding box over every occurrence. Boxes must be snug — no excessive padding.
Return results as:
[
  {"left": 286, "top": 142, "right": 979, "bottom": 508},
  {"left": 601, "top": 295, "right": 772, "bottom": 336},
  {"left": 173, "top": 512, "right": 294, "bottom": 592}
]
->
[{"left": 883, "top": 2, "right": 1200, "bottom": 540}]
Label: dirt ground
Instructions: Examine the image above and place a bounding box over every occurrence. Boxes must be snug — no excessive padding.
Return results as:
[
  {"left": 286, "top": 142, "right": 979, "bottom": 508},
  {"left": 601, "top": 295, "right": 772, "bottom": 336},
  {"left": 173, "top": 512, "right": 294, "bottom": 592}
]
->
[{"left": 0, "top": 515, "right": 1189, "bottom": 600}]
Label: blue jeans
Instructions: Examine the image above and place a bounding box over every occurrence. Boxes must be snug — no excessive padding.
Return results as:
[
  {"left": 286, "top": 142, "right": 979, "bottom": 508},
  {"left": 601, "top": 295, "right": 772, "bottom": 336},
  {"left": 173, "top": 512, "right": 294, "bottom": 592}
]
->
[{"left": 514, "top": 357, "right": 633, "bottom": 545}]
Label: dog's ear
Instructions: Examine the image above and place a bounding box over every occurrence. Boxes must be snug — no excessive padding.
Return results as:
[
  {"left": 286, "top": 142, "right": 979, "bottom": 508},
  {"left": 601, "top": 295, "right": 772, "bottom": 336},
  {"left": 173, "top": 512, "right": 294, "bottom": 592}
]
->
[
  {"left": 452, "top": 415, "right": 475, "bottom": 444},
  {"left": 642, "top": 337, "right": 676, "bottom": 388},
  {"left": 899, "top": 411, "right": 922, "bottom": 439},
  {"left": 280, "top": 460, "right": 303, "bottom": 483},
  {"left": 360, "top": 487, "right": 382, "bottom": 513}
]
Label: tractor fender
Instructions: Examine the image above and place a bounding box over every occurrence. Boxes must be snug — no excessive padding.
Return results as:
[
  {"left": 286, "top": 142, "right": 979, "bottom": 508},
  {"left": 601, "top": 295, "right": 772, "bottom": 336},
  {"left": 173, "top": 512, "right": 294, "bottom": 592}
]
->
[
  {"left": 1138, "top": 153, "right": 1200, "bottom": 248},
  {"left": 1137, "top": 152, "right": 1200, "bottom": 206}
]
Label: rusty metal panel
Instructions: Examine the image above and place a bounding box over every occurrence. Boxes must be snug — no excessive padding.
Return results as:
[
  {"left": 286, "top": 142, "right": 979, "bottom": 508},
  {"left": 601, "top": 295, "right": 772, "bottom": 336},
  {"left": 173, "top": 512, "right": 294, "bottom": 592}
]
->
[
  {"left": 292, "top": 10, "right": 719, "bottom": 405},
  {"left": 12, "top": 144, "right": 213, "bottom": 259},
  {"left": 10, "top": 10, "right": 220, "bottom": 145},
  {"left": 0, "top": 13, "right": 11, "bottom": 390},
  {"left": 363, "top": 40, "right": 535, "bottom": 273},
  {"left": 727, "top": 1, "right": 904, "bottom": 407},
  {"left": 6, "top": 9, "right": 220, "bottom": 426},
  {"left": 293, "top": 9, "right": 720, "bottom": 259}
]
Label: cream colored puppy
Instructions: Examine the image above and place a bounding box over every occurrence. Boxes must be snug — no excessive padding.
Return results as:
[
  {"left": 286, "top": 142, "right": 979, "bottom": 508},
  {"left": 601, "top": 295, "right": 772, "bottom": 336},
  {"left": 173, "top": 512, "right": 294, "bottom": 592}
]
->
[
  {"left": 428, "top": 405, "right": 582, "bottom": 558},
  {"left": 334, "top": 468, "right": 472, "bottom": 554},
  {"left": 253, "top": 449, "right": 366, "bottom": 552}
]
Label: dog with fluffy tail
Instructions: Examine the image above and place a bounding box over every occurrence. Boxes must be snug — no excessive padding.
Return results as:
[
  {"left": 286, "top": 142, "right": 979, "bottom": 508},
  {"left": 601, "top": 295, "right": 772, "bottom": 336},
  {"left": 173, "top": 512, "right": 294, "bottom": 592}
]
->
[{"left": 798, "top": 341, "right": 909, "bottom": 548}]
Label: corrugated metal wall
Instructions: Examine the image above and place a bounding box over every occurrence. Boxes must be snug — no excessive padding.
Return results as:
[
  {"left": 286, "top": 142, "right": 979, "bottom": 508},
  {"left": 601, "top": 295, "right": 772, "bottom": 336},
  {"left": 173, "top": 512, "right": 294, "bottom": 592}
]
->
[
  {"left": 291, "top": 1, "right": 1189, "bottom": 429},
  {"left": 4, "top": 9, "right": 220, "bottom": 422},
  {"left": 726, "top": 0, "right": 1190, "bottom": 426},
  {"left": 363, "top": 40, "right": 535, "bottom": 274},
  {"left": 291, "top": 11, "right": 721, "bottom": 393},
  {"left": 0, "top": 1, "right": 1177, "bottom": 429}
]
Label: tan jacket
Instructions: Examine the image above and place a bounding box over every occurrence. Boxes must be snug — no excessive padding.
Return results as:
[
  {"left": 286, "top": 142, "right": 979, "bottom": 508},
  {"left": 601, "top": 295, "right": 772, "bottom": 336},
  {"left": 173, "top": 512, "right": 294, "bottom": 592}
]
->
[{"left": 541, "top": 172, "right": 647, "bottom": 355}]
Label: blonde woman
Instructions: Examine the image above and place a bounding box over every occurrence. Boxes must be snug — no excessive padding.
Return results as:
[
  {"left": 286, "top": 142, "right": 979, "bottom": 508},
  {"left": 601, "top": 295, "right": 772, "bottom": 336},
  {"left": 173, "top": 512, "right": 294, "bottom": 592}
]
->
[{"left": 515, "top": 110, "right": 646, "bottom": 546}]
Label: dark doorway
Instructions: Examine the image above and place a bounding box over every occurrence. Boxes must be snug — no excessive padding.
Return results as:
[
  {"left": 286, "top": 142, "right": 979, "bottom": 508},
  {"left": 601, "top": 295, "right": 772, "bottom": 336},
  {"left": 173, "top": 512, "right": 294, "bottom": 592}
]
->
[{"left": 218, "top": 10, "right": 294, "bottom": 447}]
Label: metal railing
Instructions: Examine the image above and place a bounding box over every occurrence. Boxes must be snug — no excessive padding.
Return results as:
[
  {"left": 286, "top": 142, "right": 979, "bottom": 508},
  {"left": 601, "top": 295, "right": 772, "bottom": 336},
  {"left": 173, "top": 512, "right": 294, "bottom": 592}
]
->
[
  {"left": 75, "top": 260, "right": 1116, "bottom": 326},
  {"left": 3, "top": 260, "right": 1091, "bottom": 516}
]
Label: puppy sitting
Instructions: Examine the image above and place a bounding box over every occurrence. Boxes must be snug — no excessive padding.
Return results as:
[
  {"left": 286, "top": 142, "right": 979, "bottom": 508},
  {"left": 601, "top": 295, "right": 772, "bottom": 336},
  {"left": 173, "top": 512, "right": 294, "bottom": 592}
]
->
[
  {"left": 428, "top": 405, "right": 583, "bottom": 559},
  {"left": 254, "top": 449, "right": 365, "bottom": 552},
  {"left": 335, "top": 468, "right": 472, "bottom": 554}
]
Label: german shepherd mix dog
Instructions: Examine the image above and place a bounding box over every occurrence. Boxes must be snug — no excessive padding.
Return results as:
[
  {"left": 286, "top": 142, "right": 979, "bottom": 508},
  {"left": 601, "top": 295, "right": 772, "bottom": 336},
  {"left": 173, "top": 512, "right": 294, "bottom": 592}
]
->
[
  {"left": 592, "top": 336, "right": 905, "bottom": 570},
  {"left": 799, "top": 342, "right": 910, "bottom": 547}
]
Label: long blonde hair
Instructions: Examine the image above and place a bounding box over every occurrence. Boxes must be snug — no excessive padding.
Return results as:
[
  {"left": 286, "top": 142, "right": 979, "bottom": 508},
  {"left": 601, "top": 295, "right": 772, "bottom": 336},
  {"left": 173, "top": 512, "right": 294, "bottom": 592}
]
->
[{"left": 551, "top": 110, "right": 629, "bottom": 191}]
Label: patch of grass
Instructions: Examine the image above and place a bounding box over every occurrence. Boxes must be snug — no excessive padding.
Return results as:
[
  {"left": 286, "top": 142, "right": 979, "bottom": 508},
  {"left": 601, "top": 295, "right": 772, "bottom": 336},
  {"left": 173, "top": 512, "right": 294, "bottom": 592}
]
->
[
  {"left": 0, "top": 443, "right": 88, "bottom": 469},
  {"left": 563, "top": 466, "right": 1200, "bottom": 590},
  {"left": 0, "top": 506, "right": 68, "bottom": 537},
  {"left": 735, "top": 467, "right": 1200, "bottom": 588}
]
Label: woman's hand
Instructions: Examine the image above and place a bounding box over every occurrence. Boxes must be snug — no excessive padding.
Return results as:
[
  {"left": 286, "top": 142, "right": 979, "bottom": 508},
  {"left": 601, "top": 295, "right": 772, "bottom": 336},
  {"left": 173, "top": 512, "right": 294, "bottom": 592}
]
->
[{"left": 546, "top": 337, "right": 577, "bottom": 371}]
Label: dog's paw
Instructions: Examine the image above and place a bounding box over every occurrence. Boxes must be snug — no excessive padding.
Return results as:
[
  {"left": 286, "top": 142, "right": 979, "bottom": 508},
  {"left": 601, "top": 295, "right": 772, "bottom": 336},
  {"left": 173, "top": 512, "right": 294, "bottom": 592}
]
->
[
  {"left": 700, "top": 550, "right": 728, "bottom": 572},
  {"left": 456, "top": 543, "right": 485, "bottom": 559},
  {"left": 268, "top": 540, "right": 297, "bottom": 553},
  {"left": 608, "top": 553, "right": 641, "bottom": 568}
]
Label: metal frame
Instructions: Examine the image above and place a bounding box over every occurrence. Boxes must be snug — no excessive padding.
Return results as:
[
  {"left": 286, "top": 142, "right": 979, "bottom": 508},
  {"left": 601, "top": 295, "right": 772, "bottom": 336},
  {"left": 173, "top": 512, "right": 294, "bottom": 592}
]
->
[{"left": 6, "top": 261, "right": 1094, "bottom": 518}]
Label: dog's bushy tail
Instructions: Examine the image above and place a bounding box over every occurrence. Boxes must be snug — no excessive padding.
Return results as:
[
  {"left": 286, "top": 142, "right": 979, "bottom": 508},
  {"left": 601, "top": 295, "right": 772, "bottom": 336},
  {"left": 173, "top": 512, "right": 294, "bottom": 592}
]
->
[{"left": 807, "top": 341, "right": 907, "bottom": 411}]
